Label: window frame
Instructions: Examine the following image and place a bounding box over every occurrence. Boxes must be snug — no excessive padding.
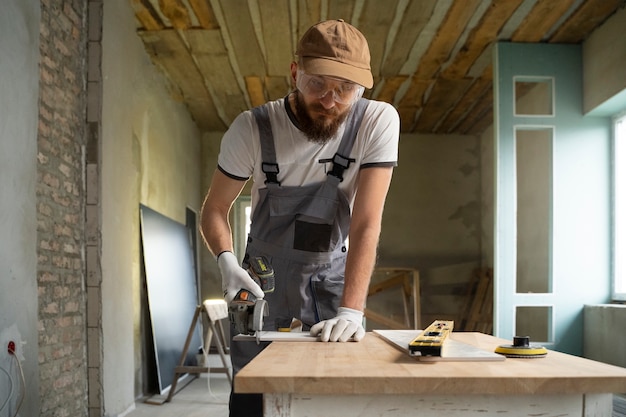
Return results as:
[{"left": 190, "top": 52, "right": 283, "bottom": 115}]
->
[{"left": 612, "top": 111, "right": 626, "bottom": 301}]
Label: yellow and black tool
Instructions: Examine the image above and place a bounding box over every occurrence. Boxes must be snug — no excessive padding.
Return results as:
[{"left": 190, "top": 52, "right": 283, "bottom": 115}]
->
[
  {"left": 228, "top": 256, "right": 275, "bottom": 343},
  {"left": 409, "top": 320, "right": 454, "bottom": 357},
  {"left": 495, "top": 336, "right": 548, "bottom": 358}
]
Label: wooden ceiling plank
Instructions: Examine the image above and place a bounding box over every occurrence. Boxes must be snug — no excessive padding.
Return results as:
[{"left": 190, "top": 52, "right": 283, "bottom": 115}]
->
[
  {"left": 456, "top": 86, "right": 493, "bottom": 134},
  {"left": 258, "top": 0, "right": 293, "bottom": 76},
  {"left": 414, "top": 0, "right": 483, "bottom": 80},
  {"left": 549, "top": 0, "right": 623, "bottom": 43},
  {"left": 265, "top": 76, "right": 291, "bottom": 102},
  {"left": 438, "top": 75, "right": 491, "bottom": 134},
  {"left": 397, "top": 106, "right": 419, "bottom": 133},
  {"left": 375, "top": 76, "right": 409, "bottom": 104},
  {"left": 357, "top": 0, "right": 401, "bottom": 79},
  {"left": 443, "top": 0, "right": 525, "bottom": 78},
  {"left": 216, "top": 0, "right": 267, "bottom": 77},
  {"left": 185, "top": 29, "right": 247, "bottom": 124},
  {"left": 131, "top": 0, "right": 164, "bottom": 30},
  {"left": 382, "top": 0, "right": 437, "bottom": 77},
  {"left": 188, "top": 0, "right": 219, "bottom": 29},
  {"left": 415, "top": 78, "right": 472, "bottom": 133},
  {"left": 138, "top": 29, "right": 223, "bottom": 130},
  {"left": 511, "top": 0, "right": 576, "bottom": 43},
  {"left": 158, "top": 0, "right": 192, "bottom": 29},
  {"left": 296, "top": 0, "right": 321, "bottom": 42},
  {"left": 399, "top": 78, "right": 432, "bottom": 109},
  {"left": 327, "top": 0, "right": 355, "bottom": 21},
  {"left": 245, "top": 76, "right": 266, "bottom": 107},
  {"left": 466, "top": 111, "right": 494, "bottom": 135}
]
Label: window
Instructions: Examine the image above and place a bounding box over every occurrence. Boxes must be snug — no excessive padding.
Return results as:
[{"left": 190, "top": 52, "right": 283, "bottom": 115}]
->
[
  {"left": 613, "top": 112, "right": 626, "bottom": 300},
  {"left": 233, "top": 196, "right": 251, "bottom": 262}
]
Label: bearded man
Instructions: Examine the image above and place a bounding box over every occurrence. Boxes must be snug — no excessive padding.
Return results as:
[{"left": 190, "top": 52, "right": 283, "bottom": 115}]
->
[{"left": 200, "top": 19, "right": 399, "bottom": 417}]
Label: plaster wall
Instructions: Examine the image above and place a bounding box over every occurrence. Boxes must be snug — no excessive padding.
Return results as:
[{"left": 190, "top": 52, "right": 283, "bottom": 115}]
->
[
  {"left": 0, "top": 0, "right": 40, "bottom": 415},
  {"left": 378, "top": 133, "right": 482, "bottom": 322},
  {"left": 101, "top": 0, "right": 203, "bottom": 413}
]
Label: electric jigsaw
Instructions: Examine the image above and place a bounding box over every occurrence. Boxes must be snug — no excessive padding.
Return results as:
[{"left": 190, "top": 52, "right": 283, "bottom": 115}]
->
[{"left": 228, "top": 255, "right": 275, "bottom": 343}]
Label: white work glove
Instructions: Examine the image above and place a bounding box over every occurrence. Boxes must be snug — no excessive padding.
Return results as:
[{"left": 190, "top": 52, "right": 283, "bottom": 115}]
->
[
  {"left": 217, "top": 251, "right": 265, "bottom": 304},
  {"left": 310, "top": 307, "right": 365, "bottom": 342}
]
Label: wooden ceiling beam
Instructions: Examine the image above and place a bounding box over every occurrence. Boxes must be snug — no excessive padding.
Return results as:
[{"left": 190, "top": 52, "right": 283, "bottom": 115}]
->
[
  {"left": 188, "top": 0, "right": 219, "bottom": 29},
  {"left": 259, "top": 0, "right": 293, "bottom": 76},
  {"left": 158, "top": 0, "right": 192, "bottom": 29},
  {"left": 443, "top": 0, "right": 525, "bottom": 78},
  {"left": 511, "top": 0, "right": 576, "bottom": 42},
  {"left": 456, "top": 86, "right": 493, "bottom": 135},
  {"left": 295, "top": 0, "right": 322, "bottom": 42},
  {"left": 414, "top": 78, "right": 472, "bottom": 133},
  {"left": 131, "top": 0, "right": 164, "bottom": 30},
  {"left": 357, "top": 0, "right": 401, "bottom": 79},
  {"left": 375, "top": 76, "right": 409, "bottom": 105},
  {"left": 184, "top": 29, "right": 247, "bottom": 125},
  {"left": 413, "top": 0, "right": 483, "bottom": 80},
  {"left": 245, "top": 76, "right": 266, "bottom": 107},
  {"left": 380, "top": 0, "right": 436, "bottom": 77},
  {"left": 138, "top": 29, "right": 223, "bottom": 131},
  {"left": 436, "top": 74, "right": 492, "bottom": 134},
  {"left": 216, "top": 0, "right": 266, "bottom": 77}
]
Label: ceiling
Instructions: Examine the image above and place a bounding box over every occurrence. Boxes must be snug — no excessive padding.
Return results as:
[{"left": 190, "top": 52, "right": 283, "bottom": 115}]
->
[{"left": 131, "top": 0, "right": 623, "bottom": 135}]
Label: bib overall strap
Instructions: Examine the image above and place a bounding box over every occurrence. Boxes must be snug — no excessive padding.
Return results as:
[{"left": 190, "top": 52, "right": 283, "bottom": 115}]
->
[
  {"left": 327, "top": 98, "right": 369, "bottom": 182},
  {"left": 252, "top": 105, "right": 280, "bottom": 185}
]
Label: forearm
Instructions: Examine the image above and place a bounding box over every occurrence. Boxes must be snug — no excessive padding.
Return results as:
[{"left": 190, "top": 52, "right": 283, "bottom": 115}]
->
[
  {"left": 341, "top": 224, "right": 380, "bottom": 310},
  {"left": 199, "top": 169, "right": 246, "bottom": 258},
  {"left": 200, "top": 196, "right": 234, "bottom": 257},
  {"left": 341, "top": 166, "right": 393, "bottom": 311}
]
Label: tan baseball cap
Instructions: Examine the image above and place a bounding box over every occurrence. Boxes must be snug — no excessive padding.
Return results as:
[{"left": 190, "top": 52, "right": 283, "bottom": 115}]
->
[{"left": 296, "top": 19, "right": 373, "bottom": 89}]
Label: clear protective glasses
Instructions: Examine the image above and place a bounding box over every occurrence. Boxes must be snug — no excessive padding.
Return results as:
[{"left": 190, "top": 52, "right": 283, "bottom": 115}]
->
[{"left": 296, "top": 69, "right": 364, "bottom": 105}]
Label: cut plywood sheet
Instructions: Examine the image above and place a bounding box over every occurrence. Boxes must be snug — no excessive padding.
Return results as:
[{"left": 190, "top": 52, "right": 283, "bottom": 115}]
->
[
  {"left": 373, "top": 329, "right": 504, "bottom": 361},
  {"left": 233, "top": 331, "right": 318, "bottom": 342}
]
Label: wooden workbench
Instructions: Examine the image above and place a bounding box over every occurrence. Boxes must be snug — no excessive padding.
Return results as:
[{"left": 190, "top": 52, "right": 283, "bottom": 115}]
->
[{"left": 235, "top": 332, "right": 626, "bottom": 416}]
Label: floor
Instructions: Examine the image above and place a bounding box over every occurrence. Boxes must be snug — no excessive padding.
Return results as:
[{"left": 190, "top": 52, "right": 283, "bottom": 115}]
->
[{"left": 124, "top": 354, "right": 231, "bottom": 417}]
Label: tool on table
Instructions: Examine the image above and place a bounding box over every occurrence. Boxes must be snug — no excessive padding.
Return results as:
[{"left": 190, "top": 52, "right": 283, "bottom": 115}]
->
[
  {"left": 494, "top": 336, "right": 547, "bottom": 358},
  {"left": 228, "top": 255, "right": 275, "bottom": 344},
  {"left": 408, "top": 320, "right": 454, "bottom": 357}
]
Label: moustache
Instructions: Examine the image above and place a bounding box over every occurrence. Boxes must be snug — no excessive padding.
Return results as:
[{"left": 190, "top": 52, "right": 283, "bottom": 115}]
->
[{"left": 308, "top": 104, "right": 339, "bottom": 117}]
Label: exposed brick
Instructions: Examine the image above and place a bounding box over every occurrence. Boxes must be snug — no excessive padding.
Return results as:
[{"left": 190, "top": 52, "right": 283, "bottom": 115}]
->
[{"left": 38, "top": 1, "right": 90, "bottom": 416}]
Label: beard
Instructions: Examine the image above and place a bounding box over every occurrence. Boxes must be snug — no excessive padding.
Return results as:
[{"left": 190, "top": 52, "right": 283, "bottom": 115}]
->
[{"left": 294, "top": 92, "right": 350, "bottom": 145}]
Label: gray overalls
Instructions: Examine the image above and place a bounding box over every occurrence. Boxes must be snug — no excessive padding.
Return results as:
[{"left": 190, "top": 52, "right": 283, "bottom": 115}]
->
[{"left": 228, "top": 97, "right": 368, "bottom": 417}]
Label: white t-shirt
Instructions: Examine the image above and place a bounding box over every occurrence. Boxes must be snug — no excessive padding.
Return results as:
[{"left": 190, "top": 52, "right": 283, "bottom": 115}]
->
[{"left": 217, "top": 96, "right": 400, "bottom": 213}]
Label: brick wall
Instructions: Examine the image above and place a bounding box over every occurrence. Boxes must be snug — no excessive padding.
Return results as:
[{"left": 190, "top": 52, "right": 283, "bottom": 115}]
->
[{"left": 37, "top": 0, "right": 89, "bottom": 415}]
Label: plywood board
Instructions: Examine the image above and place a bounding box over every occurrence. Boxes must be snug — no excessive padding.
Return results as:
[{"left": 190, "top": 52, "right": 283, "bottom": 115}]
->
[
  {"left": 234, "top": 331, "right": 318, "bottom": 342},
  {"left": 373, "top": 329, "right": 504, "bottom": 361}
]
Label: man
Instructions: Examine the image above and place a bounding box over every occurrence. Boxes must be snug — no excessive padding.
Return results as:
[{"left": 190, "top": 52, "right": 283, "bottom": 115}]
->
[{"left": 200, "top": 19, "right": 399, "bottom": 416}]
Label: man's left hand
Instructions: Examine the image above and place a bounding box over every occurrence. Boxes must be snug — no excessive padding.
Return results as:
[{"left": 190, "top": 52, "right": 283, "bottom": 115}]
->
[{"left": 310, "top": 307, "right": 365, "bottom": 342}]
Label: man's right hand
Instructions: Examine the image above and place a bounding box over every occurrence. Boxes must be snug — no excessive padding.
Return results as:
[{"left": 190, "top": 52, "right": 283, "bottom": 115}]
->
[{"left": 217, "top": 251, "right": 265, "bottom": 304}]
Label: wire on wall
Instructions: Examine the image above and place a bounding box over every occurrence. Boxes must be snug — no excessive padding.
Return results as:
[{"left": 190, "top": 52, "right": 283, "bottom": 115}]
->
[{"left": 1, "top": 344, "right": 25, "bottom": 417}]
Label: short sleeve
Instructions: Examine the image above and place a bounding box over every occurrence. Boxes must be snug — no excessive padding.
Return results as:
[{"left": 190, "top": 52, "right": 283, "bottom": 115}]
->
[{"left": 217, "top": 111, "right": 259, "bottom": 180}]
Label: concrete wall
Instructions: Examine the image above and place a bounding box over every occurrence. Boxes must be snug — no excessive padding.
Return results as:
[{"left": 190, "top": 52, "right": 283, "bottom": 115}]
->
[
  {"left": 373, "top": 132, "right": 482, "bottom": 324},
  {"left": 100, "top": 0, "right": 203, "bottom": 414},
  {"left": 0, "top": 1, "right": 41, "bottom": 416},
  {"left": 584, "top": 304, "right": 626, "bottom": 367},
  {"left": 583, "top": 6, "right": 626, "bottom": 115}
]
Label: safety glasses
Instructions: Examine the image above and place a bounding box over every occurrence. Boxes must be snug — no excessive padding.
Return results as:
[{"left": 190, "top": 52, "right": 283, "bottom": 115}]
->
[{"left": 296, "top": 70, "right": 364, "bottom": 105}]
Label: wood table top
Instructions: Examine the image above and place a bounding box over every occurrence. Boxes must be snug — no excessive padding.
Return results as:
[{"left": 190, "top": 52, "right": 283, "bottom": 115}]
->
[{"left": 235, "top": 331, "right": 626, "bottom": 395}]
